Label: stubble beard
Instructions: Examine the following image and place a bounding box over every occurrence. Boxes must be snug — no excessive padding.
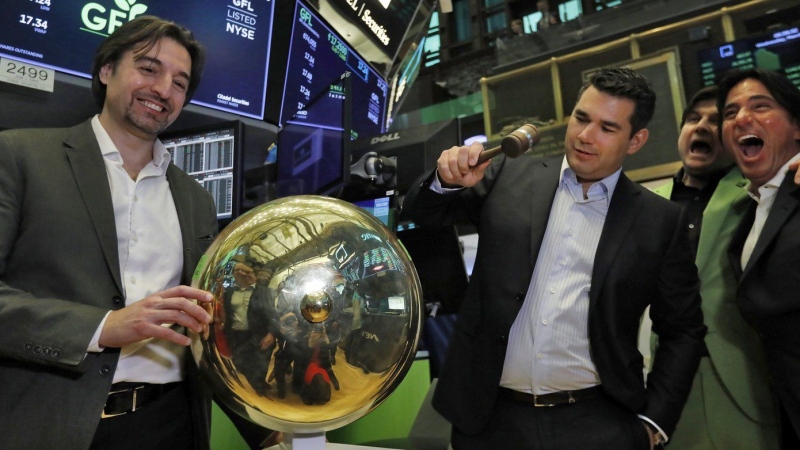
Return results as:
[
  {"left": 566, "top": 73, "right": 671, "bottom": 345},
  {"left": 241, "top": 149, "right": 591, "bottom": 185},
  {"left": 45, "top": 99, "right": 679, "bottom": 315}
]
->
[{"left": 124, "top": 101, "right": 172, "bottom": 137}]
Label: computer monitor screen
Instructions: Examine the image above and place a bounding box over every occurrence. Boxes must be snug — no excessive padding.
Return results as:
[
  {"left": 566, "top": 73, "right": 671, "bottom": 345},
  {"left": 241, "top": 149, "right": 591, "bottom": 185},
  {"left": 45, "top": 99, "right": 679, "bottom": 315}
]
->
[
  {"left": 276, "top": 73, "right": 351, "bottom": 197},
  {"left": 396, "top": 225, "right": 468, "bottom": 314},
  {"left": 279, "top": 1, "right": 388, "bottom": 140},
  {"left": 0, "top": 0, "right": 275, "bottom": 120},
  {"left": 161, "top": 122, "right": 242, "bottom": 220},
  {"left": 351, "top": 193, "right": 398, "bottom": 231},
  {"left": 697, "top": 26, "right": 800, "bottom": 90}
]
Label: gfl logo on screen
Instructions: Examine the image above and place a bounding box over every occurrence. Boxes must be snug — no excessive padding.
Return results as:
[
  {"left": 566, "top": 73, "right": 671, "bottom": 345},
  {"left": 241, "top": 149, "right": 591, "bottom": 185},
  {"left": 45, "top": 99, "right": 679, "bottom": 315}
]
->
[{"left": 80, "top": 0, "right": 149, "bottom": 36}]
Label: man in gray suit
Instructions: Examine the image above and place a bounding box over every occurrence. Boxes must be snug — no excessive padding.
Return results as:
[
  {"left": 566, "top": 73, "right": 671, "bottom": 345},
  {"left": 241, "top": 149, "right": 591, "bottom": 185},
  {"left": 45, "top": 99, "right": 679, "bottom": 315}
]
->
[{"left": 0, "top": 16, "right": 230, "bottom": 450}]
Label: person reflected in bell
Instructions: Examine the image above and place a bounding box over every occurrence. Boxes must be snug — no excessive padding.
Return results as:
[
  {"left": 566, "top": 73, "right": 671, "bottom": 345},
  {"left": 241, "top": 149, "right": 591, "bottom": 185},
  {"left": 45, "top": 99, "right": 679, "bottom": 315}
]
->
[
  {"left": 247, "top": 264, "right": 282, "bottom": 392},
  {"left": 223, "top": 261, "right": 272, "bottom": 395}
]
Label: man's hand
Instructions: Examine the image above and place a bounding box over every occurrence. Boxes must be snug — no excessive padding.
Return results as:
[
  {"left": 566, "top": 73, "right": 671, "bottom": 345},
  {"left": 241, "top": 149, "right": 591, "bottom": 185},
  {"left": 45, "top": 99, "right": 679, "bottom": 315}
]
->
[
  {"left": 99, "top": 285, "right": 213, "bottom": 348},
  {"left": 436, "top": 142, "right": 491, "bottom": 188},
  {"left": 260, "top": 333, "right": 275, "bottom": 350}
]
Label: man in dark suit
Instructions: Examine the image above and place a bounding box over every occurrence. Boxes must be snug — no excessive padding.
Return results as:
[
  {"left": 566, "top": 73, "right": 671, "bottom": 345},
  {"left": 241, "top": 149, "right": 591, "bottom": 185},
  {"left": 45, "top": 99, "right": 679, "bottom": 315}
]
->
[
  {"left": 0, "top": 15, "right": 266, "bottom": 450},
  {"left": 402, "top": 67, "right": 706, "bottom": 449},
  {"left": 221, "top": 261, "right": 277, "bottom": 396},
  {"left": 719, "top": 68, "right": 800, "bottom": 449}
]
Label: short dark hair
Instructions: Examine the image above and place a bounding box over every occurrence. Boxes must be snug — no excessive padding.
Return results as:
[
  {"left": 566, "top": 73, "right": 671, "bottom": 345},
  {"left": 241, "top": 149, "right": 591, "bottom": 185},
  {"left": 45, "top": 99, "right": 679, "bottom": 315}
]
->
[
  {"left": 578, "top": 67, "right": 656, "bottom": 137},
  {"left": 91, "top": 15, "right": 205, "bottom": 108},
  {"left": 716, "top": 69, "right": 800, "bottom": 142},
  {"left": 681, "top": 85, "right": 718, "bottom": 127}
]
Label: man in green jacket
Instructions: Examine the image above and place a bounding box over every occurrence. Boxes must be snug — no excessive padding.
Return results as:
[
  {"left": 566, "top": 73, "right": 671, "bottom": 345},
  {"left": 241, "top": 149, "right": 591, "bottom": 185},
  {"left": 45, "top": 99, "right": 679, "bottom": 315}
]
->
[{"left": 651, "top": 86, "right": 779, "bottom": 449}]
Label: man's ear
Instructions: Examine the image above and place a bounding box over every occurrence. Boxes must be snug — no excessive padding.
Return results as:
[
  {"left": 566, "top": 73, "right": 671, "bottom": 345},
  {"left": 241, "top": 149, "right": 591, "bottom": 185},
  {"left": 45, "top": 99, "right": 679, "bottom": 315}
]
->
[
  {"left": 627, "top": 128, "right": 649, "bottom": 156},
  {"left": 98, "top": 63, "right": 113, "bottom": 84}
]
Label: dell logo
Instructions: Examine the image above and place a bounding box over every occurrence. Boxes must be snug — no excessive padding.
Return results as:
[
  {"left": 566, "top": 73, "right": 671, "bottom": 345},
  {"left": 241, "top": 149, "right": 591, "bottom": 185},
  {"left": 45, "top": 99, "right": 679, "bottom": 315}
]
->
[{"left": 370, "top": 132, "right": 400, "bottom": 145}]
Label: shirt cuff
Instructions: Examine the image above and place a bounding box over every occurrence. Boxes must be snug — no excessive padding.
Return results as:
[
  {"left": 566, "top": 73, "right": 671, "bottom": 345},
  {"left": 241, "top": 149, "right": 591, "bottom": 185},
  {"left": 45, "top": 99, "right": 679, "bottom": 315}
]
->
[
  {"left": 430, "top": 170, "right": 465, "bottom": 193},
  {"left": 637, "top": 414, "right": 669, "bottom": 444},
  {"left": 88, "top": 311, "right": 112, "bottom": 353}
]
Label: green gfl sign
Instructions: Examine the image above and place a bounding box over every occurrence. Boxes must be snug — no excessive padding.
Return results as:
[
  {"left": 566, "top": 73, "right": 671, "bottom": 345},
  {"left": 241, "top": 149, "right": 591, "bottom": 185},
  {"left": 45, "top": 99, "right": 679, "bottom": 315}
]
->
[{"left": 81, "top": 0, "right": 149, "bottom": 36}]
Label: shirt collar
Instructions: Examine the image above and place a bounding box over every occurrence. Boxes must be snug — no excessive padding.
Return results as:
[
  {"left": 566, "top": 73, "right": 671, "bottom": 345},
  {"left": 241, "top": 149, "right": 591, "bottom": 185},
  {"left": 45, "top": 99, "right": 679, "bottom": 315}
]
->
[
  {"left": 559, "top": 155, "right": 621, "bottom": 202},
  {"left": 90, "top": 115, "right": 172, "bottom": 173},
  {"left": 746, "top": 152, "right": 800, "bottom": 200}
]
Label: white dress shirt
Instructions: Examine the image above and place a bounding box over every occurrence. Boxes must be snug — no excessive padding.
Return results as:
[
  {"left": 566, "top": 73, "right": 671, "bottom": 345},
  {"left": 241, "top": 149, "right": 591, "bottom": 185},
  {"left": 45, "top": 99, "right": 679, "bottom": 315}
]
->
[
  {"left": 89, "top": 115, "right": 186, "bottom": 384},
  {"left": 741, "top": 153, "right": 800, "bottom": 269},
  {"left": 500, "top": 157, "right": 617, "bottom": 394}
]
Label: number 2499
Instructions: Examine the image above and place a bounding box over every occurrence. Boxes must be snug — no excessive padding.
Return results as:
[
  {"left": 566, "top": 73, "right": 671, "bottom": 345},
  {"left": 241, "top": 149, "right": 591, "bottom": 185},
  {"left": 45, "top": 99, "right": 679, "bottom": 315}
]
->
[{"left": 5, "top": 61, "right": 49, "bottom": 81}]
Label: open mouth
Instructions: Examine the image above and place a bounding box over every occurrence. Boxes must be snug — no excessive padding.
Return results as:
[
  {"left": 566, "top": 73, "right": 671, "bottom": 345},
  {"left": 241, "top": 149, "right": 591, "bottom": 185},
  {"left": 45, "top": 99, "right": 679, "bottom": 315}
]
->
[
  {"left": 738, "top": 134, "right": 763, "bottom": 157},
  {"left": 140, "top": 100, "right": 165, "bottom": 113},
  {"left": 689, "top": 139, "right": 712, "bottom": 154}
]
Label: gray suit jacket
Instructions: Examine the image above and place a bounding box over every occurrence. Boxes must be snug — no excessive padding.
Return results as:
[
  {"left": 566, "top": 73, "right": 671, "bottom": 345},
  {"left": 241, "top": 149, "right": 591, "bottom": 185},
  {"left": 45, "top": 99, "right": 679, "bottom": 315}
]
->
[
  {"left": 402, "top": 155, "right": 706, "bottom": 437},
  {"left": 0, "top": 119, "right": 219, "bottom": 449}
]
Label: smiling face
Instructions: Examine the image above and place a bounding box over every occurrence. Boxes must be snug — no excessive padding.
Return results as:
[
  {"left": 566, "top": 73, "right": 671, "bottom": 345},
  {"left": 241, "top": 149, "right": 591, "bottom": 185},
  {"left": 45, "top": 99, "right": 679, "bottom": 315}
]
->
[
  {"left": 721, "top": 78, "right": 800, "bottom": 189},
  {"left": 678, "top": 98, "right": 731, "bottom": 181},
  {"left": 565, "top": 85, "right": 648, "bottom": 186},
  {"left": 99, "top": 37, "right": 191, "bottom": 140}
]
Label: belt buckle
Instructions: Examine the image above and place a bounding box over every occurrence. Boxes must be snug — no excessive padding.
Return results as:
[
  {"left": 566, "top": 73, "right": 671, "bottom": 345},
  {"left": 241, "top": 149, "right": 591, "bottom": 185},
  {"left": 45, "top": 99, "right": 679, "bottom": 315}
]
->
[
  {"left": 101, "top": 385, "right": 144, "bottom": 419},
  {"left": 532, "top": 394, "right": 555, "bottom": 407},
  {"left": 532, "top": 391, "right": 575, "bottom": 407}
]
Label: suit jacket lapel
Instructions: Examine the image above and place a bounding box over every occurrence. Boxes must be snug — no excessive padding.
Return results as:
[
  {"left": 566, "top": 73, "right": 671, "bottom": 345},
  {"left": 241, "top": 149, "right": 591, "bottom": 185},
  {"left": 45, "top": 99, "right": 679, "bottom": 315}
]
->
[
  {"left": 64, "top": 120, "right": 124, "bottom": 294},
  {"left": 695, "top": 168, "right": 748, "bottom": 272},
  {"left": 167, "top": 165, "right": 196, "bottom": 285},
  {"left": 742, "top": 173, "right": 800, "bottom": 277},
  {"left": 591, "top": 174, "right": 643, "bottom": 299},
  {"left": 529, "top": 158, "right": 562, "bottom": 269}
]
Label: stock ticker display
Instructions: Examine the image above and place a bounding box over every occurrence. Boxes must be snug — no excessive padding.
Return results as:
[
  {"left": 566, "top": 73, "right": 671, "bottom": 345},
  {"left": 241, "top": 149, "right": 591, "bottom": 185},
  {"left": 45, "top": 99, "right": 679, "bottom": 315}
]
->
[
  {"left": 1, "top": 0, "right": 275, "bottom": 119},
  {"left": 280, "top": 2, "right": 388, "bottom": 140},
  {"left": 698, "top": 26, "right": 800, "bottom": 90}
]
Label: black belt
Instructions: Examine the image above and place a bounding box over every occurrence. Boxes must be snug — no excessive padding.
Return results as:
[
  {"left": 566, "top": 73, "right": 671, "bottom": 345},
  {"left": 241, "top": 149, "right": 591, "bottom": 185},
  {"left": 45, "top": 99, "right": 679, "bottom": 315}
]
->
[
  {"left": 498, "top": 385, "right": 603, "bottom": 407},
  {"left": 102, "top": 382, "right": 181, "bottom": 418}
]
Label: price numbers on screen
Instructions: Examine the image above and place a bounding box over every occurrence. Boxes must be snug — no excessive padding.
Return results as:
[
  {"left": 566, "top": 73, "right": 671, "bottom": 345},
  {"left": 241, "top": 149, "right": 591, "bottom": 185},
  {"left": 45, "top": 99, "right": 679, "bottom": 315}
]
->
[
  {"left": 30, "top": 0, "right": 51, "bottom": 8},
  {"left": 20, "top": 15, "right": 48, "bottom": 33}
]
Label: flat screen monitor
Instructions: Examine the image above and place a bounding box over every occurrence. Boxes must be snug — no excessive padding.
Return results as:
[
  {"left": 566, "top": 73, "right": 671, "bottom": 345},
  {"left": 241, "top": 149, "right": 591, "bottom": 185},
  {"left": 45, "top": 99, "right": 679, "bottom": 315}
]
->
[
  {"left": 350, "top": 192, "right": 398, "bottom": 231},
  {"left": 396, "top": 224, "right": 468, "bottom": 315},
  {"left": 0, "top": 0, "right": 275, "bottom": 120},
  {"left": 160, "top": 121, "right": 243, "bottom": 220},
  {"left": 280, "top": 1, "right": 388, "bottom": 140},
  {"left": 697, "top": 26, "right": 800, "bottom": 90},
  {"left": 276, "top": 73, "right": 352, "bottom": 198}
]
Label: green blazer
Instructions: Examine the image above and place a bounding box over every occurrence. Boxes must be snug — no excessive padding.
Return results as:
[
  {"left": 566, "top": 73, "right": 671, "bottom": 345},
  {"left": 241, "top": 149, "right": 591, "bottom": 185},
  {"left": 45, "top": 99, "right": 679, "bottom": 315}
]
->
[
  {"left": 653, "top": 167, "right": 777, "bottom": 427},
  {"left": 0, "top": 120, "right": 219, "bottom": 449}
]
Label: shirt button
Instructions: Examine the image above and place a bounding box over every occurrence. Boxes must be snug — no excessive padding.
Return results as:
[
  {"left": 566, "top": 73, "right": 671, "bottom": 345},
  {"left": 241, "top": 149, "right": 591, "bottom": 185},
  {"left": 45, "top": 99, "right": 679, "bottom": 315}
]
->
[
  {"left": 536, "top": 353, "right": 543, "bottom": 359},
  {"left": 542, "top": 319, "right": 548, "bottom": 325},
  {"left": 131, "top": 276, "right": 137, "bottom": 284},
  {"left": 559, "top": 260, "right": 566, "bottom": 266},
  {"left": 568, "top": 230, "right": 574, "bottom": 236},
  {"left": 549, "top": 288, "right": 556, "bottom": 294},
  {"left": 132, "top": 233, "right": 138, "bottom": 243},
  {"left": 688, "top": 224, "right": 695, "bottom": 229}
]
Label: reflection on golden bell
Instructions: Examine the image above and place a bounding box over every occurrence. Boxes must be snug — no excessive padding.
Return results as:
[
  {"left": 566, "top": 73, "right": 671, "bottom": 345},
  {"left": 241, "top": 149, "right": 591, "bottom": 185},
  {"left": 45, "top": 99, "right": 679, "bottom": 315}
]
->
[
  {"left": 189, "top": 196, "right": 424, "bottom": 433},
  {"left": 301, "top": 291, "right": 332, "bottom": 323}
]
